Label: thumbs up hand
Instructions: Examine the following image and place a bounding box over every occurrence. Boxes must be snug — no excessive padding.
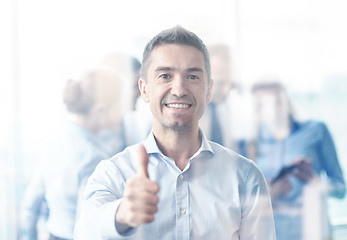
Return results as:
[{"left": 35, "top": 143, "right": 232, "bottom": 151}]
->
[
  {"left": 115, "top": 144, "right": 160, "bottom": 229},
  {"left": 137, "top": 144, "right": 150, "bottom": 178}
]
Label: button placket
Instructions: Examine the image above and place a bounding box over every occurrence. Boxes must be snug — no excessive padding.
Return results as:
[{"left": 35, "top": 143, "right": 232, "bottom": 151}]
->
[{"left": 176, "top": 173, "right": 189, "bottom": 240}]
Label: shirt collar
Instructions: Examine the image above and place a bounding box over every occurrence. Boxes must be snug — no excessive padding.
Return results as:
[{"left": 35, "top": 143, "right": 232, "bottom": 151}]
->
[
  {"left": 197, "top": 129, "right": 214, "bottom": 155},
  {"left": 142, "top": 130, "right": 161, "bottom": 155},
  {"left": 142, "top": 129, "right": 214, "bottom": 158}
]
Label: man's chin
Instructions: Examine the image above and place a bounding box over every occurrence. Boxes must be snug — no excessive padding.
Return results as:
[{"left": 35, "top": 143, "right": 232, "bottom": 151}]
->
[{"left": 167, "top": 121, "right": 192, "bottom": 131}]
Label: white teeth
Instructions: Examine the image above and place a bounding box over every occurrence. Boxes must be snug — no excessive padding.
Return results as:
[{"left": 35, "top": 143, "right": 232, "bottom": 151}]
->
[{"left": 166, "top": 103, "right": 190, "bottom": 109}]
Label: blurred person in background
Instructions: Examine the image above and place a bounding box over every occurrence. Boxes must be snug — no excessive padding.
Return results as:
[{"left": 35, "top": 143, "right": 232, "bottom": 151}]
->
[
  {"left": 20, "top": 66, "right": 126, "bottom": 240},
  {"left": 99, "top": 53, "right": 152, "bottom": 147},
  {"left": 200, "top": 44, "right": 254, "bottom": 155},
  {"left": 98, "top": 53, "right": 141, "bottom": 111},
  {"left": 129, "top": 57, "right": 142, "bottom": 111},
  {"left": 200, "top": 44, "right": 233, "bottom": 146},
  {"left": 252, "top": 81, "right": 346, "bottom": 240}
]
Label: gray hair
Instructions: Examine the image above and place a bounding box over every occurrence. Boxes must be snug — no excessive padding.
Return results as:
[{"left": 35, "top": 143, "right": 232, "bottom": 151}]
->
[{"left": 141, "top": 25, "right": 211, "bottom": 82}]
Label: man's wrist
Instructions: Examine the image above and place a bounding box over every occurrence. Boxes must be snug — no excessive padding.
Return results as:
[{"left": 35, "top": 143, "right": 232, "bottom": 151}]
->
[{"left": 115, "top": 200, "right": 132, "bottom": 234}]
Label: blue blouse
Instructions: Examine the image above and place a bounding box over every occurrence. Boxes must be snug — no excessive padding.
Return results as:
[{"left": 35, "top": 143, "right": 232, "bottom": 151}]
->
[{"left": 255, "top": 120, "right": 346, "bottom": 239}]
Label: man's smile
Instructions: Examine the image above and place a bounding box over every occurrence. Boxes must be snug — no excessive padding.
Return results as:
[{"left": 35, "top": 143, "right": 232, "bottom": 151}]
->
[{"left": 165, "top": 103, "right": 192, "bottom": 109}]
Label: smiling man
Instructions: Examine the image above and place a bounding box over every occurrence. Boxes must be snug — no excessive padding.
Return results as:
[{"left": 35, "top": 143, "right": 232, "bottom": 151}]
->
[{"left": 74, "top": 26, "right": 276, "bottom": 240}]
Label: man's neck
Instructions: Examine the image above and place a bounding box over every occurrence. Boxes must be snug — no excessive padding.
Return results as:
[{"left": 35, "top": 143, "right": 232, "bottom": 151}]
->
[{"left": 153, "top": 125, "right": 201, "bottom": 171}]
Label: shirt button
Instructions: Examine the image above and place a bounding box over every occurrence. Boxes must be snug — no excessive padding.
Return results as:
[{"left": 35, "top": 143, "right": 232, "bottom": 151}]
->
[
  {"left": 180, "top": 208, "right": 186, "bottom": 215},
  {"left": 179, "top": 174, "right": 184, "bottom": 180}
]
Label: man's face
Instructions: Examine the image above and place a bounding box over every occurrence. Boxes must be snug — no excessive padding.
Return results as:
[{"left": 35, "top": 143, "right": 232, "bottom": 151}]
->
[{"left": 139, "top": 44, "right": 212, "bottom": 131}]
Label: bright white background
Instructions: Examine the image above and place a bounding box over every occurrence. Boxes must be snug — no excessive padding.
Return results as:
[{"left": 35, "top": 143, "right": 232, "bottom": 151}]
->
[{"left": 1, "top": 0, "right": 346, "bottom": 239}]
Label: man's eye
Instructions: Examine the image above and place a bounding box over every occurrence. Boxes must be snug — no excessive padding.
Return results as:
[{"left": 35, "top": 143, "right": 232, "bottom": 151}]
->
[
  {"left": 187, "top": 75, "right": 198, "bottom": 80},
  {"left": 159, "top": 74, "right": 170, "bottom": 79}
]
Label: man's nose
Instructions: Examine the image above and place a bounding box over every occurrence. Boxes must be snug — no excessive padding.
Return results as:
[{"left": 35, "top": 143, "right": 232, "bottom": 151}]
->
[{"left": 170, "top": 77, "right": 188, "bottom": 97}]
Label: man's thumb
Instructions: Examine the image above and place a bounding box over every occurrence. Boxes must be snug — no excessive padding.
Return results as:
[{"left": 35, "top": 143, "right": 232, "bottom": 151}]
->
[{"left": 137, "top": 144, "right": 149, "bottom": 178}]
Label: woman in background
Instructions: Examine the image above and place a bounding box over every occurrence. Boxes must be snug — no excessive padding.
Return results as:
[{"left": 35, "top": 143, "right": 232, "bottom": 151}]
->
[
  {"left": 252, "top": 81, "right": 345, "bottom": 240},
  {"left": 20, "top": 66, "right": 126, "bottom": 240}
]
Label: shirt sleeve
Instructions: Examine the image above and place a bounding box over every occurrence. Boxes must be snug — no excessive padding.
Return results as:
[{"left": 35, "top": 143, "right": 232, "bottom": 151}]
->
[
  {"left": 20, "top": 170, "right": 46, "bottom": 240},
  {"left": 239, "top": 162, "right": 277, "bottom": 240},
  {"left": 74, "top": 160, "right": 135, "bottom": 240},
  {"left": 319, "top": 123, "right": 346, "bottom": 199}
]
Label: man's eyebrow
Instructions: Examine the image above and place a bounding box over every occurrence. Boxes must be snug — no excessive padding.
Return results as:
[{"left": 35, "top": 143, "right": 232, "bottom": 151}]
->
[
  {"left": 186, "top": 67, "right": 203, "bottom": 73},
  {"left": 155, "top": 66, "right": 175, "bottom": 72}
]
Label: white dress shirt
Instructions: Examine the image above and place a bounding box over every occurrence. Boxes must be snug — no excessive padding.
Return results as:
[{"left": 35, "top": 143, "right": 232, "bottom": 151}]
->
[{"left": 75, "top": 130, "right": 276, "bottom": 240}]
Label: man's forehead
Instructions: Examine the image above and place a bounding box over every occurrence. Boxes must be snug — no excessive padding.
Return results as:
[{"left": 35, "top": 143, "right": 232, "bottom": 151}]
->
[
  {"left": 148, "top": 44, "right": 206, "bottom": 69},
  {"left": 151, "top": 43, "right": 203, "bottom": 58}
]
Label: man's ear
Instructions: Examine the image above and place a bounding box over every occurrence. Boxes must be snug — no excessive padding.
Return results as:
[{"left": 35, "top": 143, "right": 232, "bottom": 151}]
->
[
  {"left": 206, "top": 79, "right": 213, "bottom": 104},
  {"left": 138, "top": 77, "right": 149, "bottom": 103}
]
